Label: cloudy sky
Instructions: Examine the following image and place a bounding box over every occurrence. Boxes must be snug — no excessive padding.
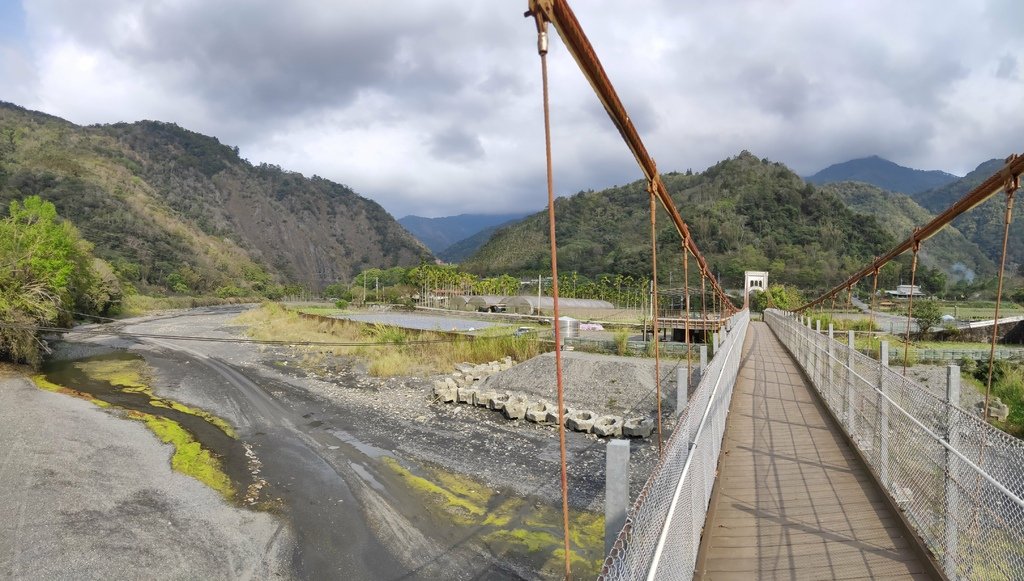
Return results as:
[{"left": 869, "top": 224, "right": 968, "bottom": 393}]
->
[{"left": 2, "top": 1, "right": 1022, "bottom": 217}]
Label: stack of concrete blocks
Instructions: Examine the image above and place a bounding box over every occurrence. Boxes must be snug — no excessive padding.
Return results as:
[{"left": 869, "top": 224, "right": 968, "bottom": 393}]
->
[
  {"left": 431, "top": 359, "right": 652, "bottom": 439},
  {"left": 976, "top": 397, "right": 1011, "bottom": 422}
]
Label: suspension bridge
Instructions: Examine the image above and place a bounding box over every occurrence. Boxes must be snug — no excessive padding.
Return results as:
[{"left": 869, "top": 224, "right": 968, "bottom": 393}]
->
[{"left": 520, "top": 2, "right": 1024, "bottom": 579}]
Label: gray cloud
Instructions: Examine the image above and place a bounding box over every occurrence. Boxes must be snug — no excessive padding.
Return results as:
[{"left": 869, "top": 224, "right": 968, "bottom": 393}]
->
[{"left": 5, "top": 0, "right": 1024, "bottom": 217}]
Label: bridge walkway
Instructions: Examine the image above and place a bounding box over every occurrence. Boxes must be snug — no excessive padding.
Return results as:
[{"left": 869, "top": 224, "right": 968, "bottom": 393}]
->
[{"left": 694, "top": 322, "right": 936, "bottom": 580}]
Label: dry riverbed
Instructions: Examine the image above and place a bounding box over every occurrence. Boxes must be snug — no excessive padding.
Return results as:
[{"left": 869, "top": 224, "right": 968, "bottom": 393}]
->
[{"left": 2, "top": 305, "right": 671, "bottom": 579}]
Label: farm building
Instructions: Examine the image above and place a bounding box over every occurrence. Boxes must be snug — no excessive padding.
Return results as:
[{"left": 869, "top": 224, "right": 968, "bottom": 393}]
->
[
  {"left": 501, "top": 296, "right": 614, "bottom": 315},
  {"left": 449, "top": 296, "right": 472, "bottom": 311},
  {"left": 466, "top": 295, "right": 508, "bottom": 312}
]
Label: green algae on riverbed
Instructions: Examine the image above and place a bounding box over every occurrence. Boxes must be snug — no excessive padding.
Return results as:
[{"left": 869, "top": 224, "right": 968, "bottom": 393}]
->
[
  {"left": 34, "top": 354, "right": 240, "bottom": 502},
  {"left": 381, "top": 456, "right": 604, "bottom": 577}
]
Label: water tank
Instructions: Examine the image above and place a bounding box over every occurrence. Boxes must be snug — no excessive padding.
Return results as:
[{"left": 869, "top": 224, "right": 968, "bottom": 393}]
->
[{"left": 558, "top": 316, "right": 580, "bottom": 339}]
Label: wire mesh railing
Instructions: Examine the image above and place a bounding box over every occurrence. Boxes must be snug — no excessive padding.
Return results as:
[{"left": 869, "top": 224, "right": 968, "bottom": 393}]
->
[
  {"left": 766, "top": 309, "right": 1024, "bottom": 580},
  {"left": 599, "top": 309, "right": 749, "bottom": 580}
]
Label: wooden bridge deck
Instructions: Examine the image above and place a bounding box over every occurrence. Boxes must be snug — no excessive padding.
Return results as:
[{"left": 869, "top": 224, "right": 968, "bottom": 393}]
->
[{"left": 694, "top": 322, "right": 936, "bottom": 580}]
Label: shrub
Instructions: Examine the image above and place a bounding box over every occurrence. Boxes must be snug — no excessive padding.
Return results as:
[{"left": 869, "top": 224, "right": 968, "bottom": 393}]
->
[
  {"left": 335, "top": 299, "right": 349, "bottom": 310},
  {"left": 613, "top": 329, "right": 630, "bottom": 356}
]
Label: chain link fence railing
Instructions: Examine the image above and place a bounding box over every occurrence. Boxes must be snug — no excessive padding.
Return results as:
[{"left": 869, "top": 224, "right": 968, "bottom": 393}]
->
[
  {"left": 766, "top": 309, "right": 1024, "bottom": 580},
  {"left": 599, "top": 309, "right": 749, "bottom": 580}
]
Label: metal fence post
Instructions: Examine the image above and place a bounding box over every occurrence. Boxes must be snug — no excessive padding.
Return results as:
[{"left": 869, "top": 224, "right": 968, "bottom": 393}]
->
[
  {"left": 827, "top": 323, "right": 835, "bottom": 409},
  {"left": 699, "top": 345, "right": 708, "bottom": 382},
  {"left": 877, "top": 341, "right": 889, "bottom": 487},
  {"left": 846, "top": 330, "right": 855, "bottom": 432},
  {"left": 944, "top": 364, "right": 960, "bottom": 576},
  {"left": 676, "top": 366, "right": 687, "bottom": 417},
  {"left": 605, "top": 439, "right": 630, "bottom": 555}
]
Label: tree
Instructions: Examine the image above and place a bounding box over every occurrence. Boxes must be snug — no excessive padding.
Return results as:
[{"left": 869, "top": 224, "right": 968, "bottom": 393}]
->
[
  {"left": 0, "top": 196, "right": 94, "bottom": 366},
  {"left": 749, "top": 284, "right": 805, "bottom": 312},
  {"left": 913, "top": 299, "right": 942, "bottom": 334}
]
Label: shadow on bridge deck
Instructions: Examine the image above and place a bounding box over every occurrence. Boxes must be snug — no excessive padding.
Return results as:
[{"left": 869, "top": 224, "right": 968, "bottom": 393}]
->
[{"left": 694, "top": 322, "right": 939, "bottom": 580}]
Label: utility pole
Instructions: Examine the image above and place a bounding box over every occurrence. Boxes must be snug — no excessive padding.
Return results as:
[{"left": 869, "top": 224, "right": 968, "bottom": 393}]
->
[{"left": 537, "top": 273, "right": 542, "bottom": 315}]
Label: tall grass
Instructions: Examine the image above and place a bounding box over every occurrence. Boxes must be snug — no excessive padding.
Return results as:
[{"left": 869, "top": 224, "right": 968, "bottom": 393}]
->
[{"left": 234, "top": 303, "right": 547, "bottom": 377}]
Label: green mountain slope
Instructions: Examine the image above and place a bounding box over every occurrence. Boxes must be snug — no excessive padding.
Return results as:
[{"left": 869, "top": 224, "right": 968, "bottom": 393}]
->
[
  {"left": 806, "top": 155, "right": 958, "bottom": 194},
  {"left": 462, "top": 152, "right": 896, "bottom": 290},
  {"left": 820, "top": 181, "right": 994, "bottom": 281},
  {"left": 911, "top": 159, "right": 1024, "bottom": 266},
  {"left": 438, "top": 218, "right": 524, "bottom": 263},
  {"left": 0, "top": 102, "right": 431, "bottom": 293}
]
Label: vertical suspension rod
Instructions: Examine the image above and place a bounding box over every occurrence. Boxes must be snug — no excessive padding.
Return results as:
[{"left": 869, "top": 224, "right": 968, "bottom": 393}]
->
[
  {"left": 525, "top": 0, "right": 734, "bottom": 311},
  {"left": 985, "top": 177, "right": 1019, "bottom": 419},
  {"left": 529, "top": 10, "right": 572, "bottom": 579},
  {"left": 902, "top": 241, "right": 921, "bottom": 375},
  {"left": 649, "top": 184, "right": 663, "bottom": 454}
]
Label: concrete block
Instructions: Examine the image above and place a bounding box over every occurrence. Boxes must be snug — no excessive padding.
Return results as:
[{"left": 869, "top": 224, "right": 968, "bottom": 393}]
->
[
  {"left": 475, "top": 390, "right": 496, "bottom": 407},
  {"left": 525, "top": 401, "right": 551, "bottom": 423},
  {"left": 444, "top": 377, "right": 457, "bottom": 389},
  {"left": 455, "top": 363, "right": 475, "bottom": 373},
  {"left": 593, "top": 416, "right": 624, "bottom": 437},
  {"left": 457, "top": 387, "right": 478, "bottom": 405},
  {"left": 432, "top": 380, "right": 457, "bottom": 403},
  {"left": 565, "top": 410, "right": 597, "bottom": 433},
  {"left": 622, "top": 417, "right": 655, "bottom": 438},
  {"left": 546, "top": 406, "right": 570, "bottom": 425},
  {"left": 503, "top": 394, "right": 530, "bottom": 420},
  {"left": 488, "top": 392, "right": 511, "bottom": 411}
]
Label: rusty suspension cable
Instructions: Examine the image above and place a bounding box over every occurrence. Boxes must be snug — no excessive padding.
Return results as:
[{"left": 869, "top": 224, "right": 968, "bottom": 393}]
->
[
  {"left": 902, "top": 242, "right": 921, "bottom": 375},
  {"left": 683, "top": 240, "right": 692, "bottom": 407},
  {"left": 649, "top": 184, "right": 663, "bottom": 455},
  {"left": 985, "top": 179, "right": 1019, "bottom": 419},
  {"left": 798, "top": 153, "right": 1024, "bottom": 313},
  {"left": 530, "top": 11, "right": 573, "bottom": 579}
]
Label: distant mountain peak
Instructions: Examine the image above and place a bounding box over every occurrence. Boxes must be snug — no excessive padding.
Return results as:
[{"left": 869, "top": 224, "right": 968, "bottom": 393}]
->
[{"left": 805, "top": 155, "right": 959, "bottom": 195}]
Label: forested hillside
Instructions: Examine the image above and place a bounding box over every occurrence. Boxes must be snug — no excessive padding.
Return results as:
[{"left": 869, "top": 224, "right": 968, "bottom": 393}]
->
[
  {"left": 0, "top": 102, "right": 431, "bottom": 295},
  {"left": 821, "top": 181, "right": 994, "bottom": 281},
  {"left": 462, "top": 152, "right": 897, "bottom": 291},
  {"left": 906, "top": 158, "right": 1024, "bottom": 269}
]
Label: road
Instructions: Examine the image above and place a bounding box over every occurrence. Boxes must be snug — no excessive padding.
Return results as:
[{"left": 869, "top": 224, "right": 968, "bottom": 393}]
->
[{"left": 2, "top": 306, "right": 620, "bottom": 579}]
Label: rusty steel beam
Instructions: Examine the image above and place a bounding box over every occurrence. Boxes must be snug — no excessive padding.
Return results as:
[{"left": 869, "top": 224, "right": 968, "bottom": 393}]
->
[
  {"left": 528, "top": 0, "right": 736, "bottom": 313},
  {"left": 797, "top": 153, "right": 1024, "bottom": 312}
]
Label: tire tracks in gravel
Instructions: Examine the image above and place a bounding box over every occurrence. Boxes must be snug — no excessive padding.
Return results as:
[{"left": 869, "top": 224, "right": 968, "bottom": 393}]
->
[{"left": 138, "top": 336, "right": 494, "bottom": 580}]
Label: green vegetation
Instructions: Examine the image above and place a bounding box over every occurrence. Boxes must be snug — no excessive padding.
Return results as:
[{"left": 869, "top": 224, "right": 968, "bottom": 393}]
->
[
  {"left": 381, "top": 456, "right": 604, "bottom": 576},
  {"left": 234, "top": 303, "right": 545, "bottom": 377},
  {"left": 0, "top": 101, "right": 429, "bottom": 299},
  {"left": 962, "top": 359, "right": 1024, "bottom": 437},
  {"left": 0, "top": 196, "right": 123, "bottom": 366},
  {"left": 137, "top": 412, "right": 235, "bottom": 500},
  {"left": 462, "top": 152, "right": 895, "bottom": 292},
  {"left": 749, "top": 284, "right": 805, "bottom": 312}
]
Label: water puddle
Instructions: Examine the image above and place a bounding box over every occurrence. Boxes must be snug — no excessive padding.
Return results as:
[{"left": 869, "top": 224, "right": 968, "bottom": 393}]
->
[
  {"left": 37, "top": 352, "right": 263, "bottom": 506},
  {"left": 348, "top": 460, "right": 386, "bottom": 492},
  {"left": 327, "top": 427, "right": 392, "bottom": 459}
]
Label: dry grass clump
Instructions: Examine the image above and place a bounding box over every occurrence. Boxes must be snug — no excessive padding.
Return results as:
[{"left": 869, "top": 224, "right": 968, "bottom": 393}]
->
[{"left": 234, "top": 303, "right": 546, "bottom": 377}]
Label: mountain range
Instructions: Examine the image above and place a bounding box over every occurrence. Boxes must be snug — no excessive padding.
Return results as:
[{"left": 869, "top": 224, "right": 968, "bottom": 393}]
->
[
  {"left": 805, "top": 155, "right": 959, "bottom": 194},
  {"left": 398, "top": 213, "right": 530, "bottom": 257},
  {"left": 0, "top": 102, "right": 430, "bottom": 294}
]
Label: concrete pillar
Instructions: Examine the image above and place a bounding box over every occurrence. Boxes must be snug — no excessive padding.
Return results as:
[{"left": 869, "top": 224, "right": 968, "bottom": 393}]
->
[
  {"left": 877, "top": 341, "right": 890, "bottom": 487},
  {"left": 676, "top": 366, "right": 688, "bottom": 416},
  {"left": 712, "top": 332, "right": 719, "bottom": 354},
  {"left": 816, "top": 319, "right": 821, "bottom": 333},
  {"left": 944, "top": 364, "right": 960, "bottom": 574},
  {"left": 605, "top": 439, "right": 630, "bottom": 554},
  {"left": 846, "top": 330, "right": 856, "bottom": 433}
]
